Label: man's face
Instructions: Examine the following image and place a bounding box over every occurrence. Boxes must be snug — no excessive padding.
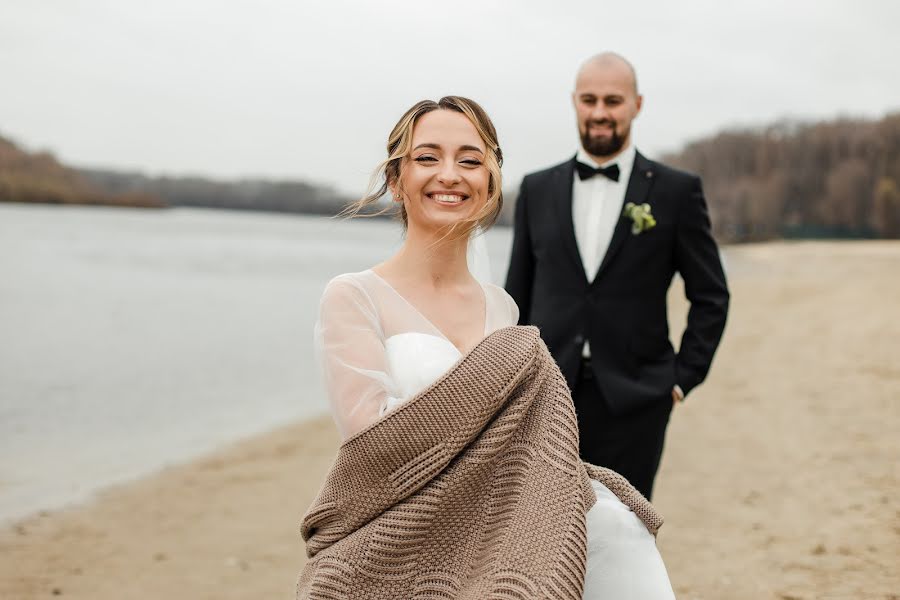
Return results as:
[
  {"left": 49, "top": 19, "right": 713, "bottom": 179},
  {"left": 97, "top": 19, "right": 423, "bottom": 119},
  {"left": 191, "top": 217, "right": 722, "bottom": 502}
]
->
[{"left": 573, "top": 60, "right": 643, "bottom": 160}]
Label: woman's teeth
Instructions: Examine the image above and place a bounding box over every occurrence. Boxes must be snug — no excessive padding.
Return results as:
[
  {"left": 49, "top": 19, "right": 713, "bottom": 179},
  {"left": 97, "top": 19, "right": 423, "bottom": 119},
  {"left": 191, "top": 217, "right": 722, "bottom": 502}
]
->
[{"left": 432, "top": 194, "right": 465, "bottom": 204}]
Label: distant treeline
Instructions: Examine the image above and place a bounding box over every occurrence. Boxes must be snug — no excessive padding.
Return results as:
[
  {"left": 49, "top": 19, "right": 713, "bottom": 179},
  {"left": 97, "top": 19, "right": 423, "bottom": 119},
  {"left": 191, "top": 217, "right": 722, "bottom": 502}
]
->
[
  {"left": 663, "top": 112, "right": 900, "bottom": 242},
  {"left": 0, "top": 135, "right": 163, "bottom": 208},
  {"left": 77, "top": 168, "right": 352, "bottom": 216},
  {"left": 4, "top": 112, "right": 898, "bottom": 241},
  {"left": 0, "top": 132, "right": 351, "bottom": 215}
]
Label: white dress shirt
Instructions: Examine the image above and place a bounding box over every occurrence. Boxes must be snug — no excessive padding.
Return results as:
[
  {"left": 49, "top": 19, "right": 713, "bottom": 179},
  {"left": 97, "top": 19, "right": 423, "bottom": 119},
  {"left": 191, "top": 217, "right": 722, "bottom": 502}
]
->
[
  {"left": 572, "top": 143, "right": 636, "bottom": 357},
  {"left": 572, "top": 143, "right": 636, "bottom": 281}
]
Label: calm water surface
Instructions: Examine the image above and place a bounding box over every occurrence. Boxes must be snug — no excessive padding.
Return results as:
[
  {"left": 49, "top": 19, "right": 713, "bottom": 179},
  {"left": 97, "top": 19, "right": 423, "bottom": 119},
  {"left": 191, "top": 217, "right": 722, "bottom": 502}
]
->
[{"left": 0, "top": 204, "right": 513, "bottom": 523}]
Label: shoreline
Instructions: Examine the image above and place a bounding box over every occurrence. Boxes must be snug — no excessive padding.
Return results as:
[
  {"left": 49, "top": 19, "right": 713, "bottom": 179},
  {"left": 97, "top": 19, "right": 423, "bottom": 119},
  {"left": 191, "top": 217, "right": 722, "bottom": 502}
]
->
[
  {"left": 0, "top": 409, "right": 332, "bottom": 528},
  {"left": 2, "top": 240, "right": 899, "bottom": 599},
  {"left": 1, "top": 415, "right": 339, "bottom": 600}
]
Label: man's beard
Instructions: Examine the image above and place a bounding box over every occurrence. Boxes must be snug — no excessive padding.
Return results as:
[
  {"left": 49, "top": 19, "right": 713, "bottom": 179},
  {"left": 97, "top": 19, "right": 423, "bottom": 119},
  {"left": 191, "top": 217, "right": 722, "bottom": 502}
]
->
[{"left": 580, "top": 120, "right": 628, "bottom": 157}]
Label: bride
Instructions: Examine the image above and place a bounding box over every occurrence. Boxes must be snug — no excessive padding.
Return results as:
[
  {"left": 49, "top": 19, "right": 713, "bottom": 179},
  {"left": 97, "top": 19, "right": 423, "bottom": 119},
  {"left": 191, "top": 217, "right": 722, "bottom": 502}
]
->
[{"left": 297, "top": 96, "right": 675, "bottom": 599}]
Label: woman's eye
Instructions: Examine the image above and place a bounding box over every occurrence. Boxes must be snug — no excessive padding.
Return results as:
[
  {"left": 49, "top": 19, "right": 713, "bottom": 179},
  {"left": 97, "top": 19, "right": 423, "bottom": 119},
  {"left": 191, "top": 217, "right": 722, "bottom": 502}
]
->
[
  {"left": 414, "top": 156, "right": 438, "bottom": 163},
  {"left": 460, "top": 159, "right": 483, "bottom": 166}
]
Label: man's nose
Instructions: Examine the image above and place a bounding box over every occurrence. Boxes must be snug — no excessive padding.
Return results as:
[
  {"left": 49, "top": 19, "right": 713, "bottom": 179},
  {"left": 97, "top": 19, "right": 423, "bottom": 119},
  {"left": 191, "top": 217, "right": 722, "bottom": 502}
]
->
[{"left": 590, "top": 103, "right": 611, "bottom": 121}]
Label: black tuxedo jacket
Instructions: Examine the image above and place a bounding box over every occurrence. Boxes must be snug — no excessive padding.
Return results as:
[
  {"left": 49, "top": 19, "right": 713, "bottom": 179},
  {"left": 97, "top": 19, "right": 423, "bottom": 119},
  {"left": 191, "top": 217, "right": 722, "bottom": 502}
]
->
[{"left": 505, "top": 152, "right": 729, "bottom": 415}]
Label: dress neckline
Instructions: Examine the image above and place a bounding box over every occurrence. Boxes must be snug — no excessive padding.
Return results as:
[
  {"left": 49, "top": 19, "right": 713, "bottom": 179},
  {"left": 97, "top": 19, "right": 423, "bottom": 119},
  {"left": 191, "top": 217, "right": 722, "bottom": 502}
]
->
[{"left": 365, "top": 269, "right": 488, "bottom": 355}]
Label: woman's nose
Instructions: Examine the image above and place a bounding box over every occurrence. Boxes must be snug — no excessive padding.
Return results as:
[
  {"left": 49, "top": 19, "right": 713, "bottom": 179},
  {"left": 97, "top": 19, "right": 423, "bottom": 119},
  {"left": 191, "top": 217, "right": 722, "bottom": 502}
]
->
[{"left": 437, "top": 161, "right": 461, "bottom": 184}]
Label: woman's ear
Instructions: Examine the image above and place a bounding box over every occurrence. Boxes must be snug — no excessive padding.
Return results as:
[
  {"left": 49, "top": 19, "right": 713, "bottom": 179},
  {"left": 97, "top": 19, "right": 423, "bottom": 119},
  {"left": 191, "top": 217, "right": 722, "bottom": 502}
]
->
[{"left": 389, "top": 182, "right": 403, "bottom": 202}]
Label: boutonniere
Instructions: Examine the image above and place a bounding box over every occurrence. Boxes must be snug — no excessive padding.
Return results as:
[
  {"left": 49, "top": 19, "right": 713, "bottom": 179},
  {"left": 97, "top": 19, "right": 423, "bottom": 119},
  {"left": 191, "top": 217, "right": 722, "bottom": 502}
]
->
[{"left": 622, "top": 202, "right": 656, "bottom": 235}]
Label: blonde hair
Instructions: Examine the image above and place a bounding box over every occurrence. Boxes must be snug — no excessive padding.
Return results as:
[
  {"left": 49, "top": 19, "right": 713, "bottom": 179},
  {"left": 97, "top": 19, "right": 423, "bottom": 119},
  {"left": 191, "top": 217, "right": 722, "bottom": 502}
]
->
[{"left": 342, "top": 96, "right": 503, "bottom": 242}]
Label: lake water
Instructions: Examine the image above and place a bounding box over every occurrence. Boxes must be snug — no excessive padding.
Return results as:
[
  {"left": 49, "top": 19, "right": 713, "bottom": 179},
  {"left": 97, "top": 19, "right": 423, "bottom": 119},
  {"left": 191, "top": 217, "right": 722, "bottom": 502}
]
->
[{"left": 0, "top": 203, "right": 513, "bottom": 523}]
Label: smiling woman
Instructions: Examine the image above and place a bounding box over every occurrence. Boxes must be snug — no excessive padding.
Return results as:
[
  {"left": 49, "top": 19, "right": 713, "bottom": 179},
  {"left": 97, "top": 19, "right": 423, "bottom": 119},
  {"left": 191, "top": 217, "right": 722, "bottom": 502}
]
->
[
  {"left": 322, "top": 95, "right": 512, "bottom": 433},
  {"left": 393, "top": 110, "right": 492, "bottom": 239},
  {"left": 297, "top": 96, "right": 674, "bottom": 599},
  {"left": 342, "top": 95, "right": 504, "bottom": 242}
]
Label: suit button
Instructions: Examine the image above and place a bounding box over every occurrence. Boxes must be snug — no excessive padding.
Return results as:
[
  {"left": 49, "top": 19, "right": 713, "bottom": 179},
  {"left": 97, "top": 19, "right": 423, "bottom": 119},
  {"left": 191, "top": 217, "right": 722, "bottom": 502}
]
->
[{"left": 574, "top": 334, "right": 584, "bottom": 345}]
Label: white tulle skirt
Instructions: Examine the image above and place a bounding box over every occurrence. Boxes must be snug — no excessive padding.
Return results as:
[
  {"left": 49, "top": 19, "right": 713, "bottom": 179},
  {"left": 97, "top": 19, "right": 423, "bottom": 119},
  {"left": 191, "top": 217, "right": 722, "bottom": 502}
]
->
[{"left": 583, "top": 481, "right": 676, "bottom": 599}]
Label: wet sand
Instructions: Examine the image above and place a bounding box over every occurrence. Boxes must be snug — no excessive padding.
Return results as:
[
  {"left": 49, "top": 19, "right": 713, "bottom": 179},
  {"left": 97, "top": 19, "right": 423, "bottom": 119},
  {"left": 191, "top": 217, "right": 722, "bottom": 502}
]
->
[{"left": 1, "top": 241, "right": 898, "bottom": 599}]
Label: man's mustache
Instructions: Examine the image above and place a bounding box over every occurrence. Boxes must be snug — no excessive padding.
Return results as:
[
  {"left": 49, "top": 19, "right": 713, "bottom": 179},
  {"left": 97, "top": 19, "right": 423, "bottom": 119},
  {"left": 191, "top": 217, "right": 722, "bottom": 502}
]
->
[{"left": 587, "top": 119, "right": 617, "bottom": 129}]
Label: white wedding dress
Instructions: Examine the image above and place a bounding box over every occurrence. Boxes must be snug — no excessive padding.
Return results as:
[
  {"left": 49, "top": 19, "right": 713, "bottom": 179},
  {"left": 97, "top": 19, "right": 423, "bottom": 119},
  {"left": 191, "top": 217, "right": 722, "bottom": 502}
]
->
[{"left": 316, "top": 270, "right": 675, "bottom": 599}]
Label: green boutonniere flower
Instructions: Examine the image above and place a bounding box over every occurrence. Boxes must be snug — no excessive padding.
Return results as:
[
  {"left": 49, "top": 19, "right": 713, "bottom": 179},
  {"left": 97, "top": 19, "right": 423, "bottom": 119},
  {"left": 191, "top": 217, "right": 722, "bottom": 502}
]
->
[{"left": 623, "top": 202, "right": 657, "bottom": 235}]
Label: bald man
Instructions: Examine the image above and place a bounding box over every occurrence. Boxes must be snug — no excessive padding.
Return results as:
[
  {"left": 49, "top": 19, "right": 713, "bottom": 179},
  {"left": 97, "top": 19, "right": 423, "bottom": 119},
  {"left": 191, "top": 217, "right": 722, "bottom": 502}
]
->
[{"left": 505, "top": 53, "right": 730, "bottom": 499}]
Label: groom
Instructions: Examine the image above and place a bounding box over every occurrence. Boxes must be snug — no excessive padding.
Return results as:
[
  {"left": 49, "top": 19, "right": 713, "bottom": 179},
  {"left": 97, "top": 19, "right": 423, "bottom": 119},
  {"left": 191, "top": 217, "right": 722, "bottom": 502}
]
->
[{"left": 505, "top": 52, "right": 729, "bottom": 500}]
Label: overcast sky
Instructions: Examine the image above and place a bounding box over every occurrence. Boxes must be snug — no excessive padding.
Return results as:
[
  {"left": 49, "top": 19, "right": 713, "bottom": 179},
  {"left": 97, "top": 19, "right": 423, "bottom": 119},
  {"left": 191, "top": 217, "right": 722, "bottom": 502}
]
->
[{"left": 2, "top": 0, "right": 898, "bottom": 195}]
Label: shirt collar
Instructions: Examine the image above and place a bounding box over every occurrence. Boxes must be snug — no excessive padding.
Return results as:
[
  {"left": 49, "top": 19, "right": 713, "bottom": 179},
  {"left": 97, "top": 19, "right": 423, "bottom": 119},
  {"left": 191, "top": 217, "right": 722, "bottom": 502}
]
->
[{"left": 575, "top": 143, "right": 637, "bottom": 182}]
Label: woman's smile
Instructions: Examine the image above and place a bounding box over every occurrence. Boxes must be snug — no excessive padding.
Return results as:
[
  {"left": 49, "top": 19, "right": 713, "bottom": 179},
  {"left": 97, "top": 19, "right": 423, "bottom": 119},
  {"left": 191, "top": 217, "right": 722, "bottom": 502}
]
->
[{"left": 428, "top": 191, "right": 469, "bottom": 206}]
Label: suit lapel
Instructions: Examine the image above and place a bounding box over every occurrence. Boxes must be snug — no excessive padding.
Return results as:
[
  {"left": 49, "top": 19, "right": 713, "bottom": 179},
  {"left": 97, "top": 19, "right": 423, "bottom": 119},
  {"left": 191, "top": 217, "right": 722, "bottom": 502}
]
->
[
  {"left": 552, "top": 158, "right": 587, "bottom": 283},
  {"left": 592, "top": 152, "right": 655, "bottom": 282}
]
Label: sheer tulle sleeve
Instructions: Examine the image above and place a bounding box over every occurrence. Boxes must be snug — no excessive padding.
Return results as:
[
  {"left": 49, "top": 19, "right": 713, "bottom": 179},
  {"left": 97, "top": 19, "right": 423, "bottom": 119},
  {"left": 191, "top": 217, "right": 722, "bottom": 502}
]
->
[
  {"left": 485, "top": 283, "right": 520, "bottom": 330},
  {"left": 315, "top": 276, "right": 398, "bottom": 440},
  {"left": 503, "top": 288, "right": 520, "bottom": 327}
]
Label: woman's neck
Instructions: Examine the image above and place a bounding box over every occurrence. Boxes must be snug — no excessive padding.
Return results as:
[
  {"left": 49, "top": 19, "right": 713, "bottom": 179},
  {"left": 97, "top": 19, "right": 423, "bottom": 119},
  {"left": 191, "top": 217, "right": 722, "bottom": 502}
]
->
[{"left": 381, "top": 226, "right": 472, "bottom": 289}]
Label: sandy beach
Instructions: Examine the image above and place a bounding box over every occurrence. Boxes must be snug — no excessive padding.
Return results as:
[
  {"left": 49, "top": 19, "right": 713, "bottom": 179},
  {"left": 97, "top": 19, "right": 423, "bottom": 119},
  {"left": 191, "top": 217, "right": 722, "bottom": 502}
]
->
[{"left": 2, "top": 240, "right": 898, "bottom": 600}]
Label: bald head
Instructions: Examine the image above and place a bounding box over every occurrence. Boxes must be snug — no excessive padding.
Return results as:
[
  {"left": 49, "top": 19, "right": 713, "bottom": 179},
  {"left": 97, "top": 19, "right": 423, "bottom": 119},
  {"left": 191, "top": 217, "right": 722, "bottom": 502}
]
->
[
  {"left": 571, "top": 52, "right": 643, "bottom": 161},
  {"left": 576, "top": 52, "right": 639, "bottom": 95}
]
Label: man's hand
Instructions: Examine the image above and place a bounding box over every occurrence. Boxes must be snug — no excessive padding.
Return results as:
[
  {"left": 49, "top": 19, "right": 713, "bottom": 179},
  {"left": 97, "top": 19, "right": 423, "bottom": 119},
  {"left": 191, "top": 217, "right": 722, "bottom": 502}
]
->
[{"left": 672, "top": 385, "right": 685, "bottom": 407}]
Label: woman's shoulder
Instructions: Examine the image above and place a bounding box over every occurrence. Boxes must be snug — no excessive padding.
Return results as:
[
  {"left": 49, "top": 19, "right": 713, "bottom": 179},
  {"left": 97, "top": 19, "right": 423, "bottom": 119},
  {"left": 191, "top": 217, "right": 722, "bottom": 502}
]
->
[
  {"left": 481, "top": 281, "right": 520, "bottom": 325},
  {"left": 316, "top": 270, "right": 387, "bottom": 335},
  {"left": 319, "top": 270, "right": 381, "bottom": 311},
  {"left": 481, "top": 281, "right": 515, "bottom": 302},
  {"left": 322, "top": 270, "right": 377, "bottom": 294}
]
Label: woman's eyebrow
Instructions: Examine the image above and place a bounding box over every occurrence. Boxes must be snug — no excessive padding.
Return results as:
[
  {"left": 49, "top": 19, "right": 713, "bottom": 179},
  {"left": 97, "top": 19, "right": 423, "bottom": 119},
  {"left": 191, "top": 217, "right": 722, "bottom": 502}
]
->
[{"left": 412, "top": 143, "right": 484, "bottom": 155}]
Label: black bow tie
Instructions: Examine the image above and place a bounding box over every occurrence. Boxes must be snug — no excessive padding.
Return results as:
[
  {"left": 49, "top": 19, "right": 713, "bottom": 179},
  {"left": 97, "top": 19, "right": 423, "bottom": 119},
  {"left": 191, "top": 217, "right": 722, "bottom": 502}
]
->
[{"left": 575, "top": 161, "right": 620, "bottom": 182}]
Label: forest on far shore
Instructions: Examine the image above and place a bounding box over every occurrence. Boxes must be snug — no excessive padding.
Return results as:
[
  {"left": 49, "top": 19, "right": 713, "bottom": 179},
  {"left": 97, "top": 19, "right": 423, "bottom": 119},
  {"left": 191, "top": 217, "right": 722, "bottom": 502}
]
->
[
  {"left": 1, "top": 111, "right": 898, "bottom": 242},
  {"left": 663, "top": 112, "right": 900, "bottom": 241}
]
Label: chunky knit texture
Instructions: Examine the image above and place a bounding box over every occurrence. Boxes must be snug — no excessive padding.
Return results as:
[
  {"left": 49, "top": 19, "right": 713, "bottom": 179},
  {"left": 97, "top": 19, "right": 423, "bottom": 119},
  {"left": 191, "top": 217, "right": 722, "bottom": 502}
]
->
[{"left": 297, "top": 326, "right": 662, "bottom": 599}]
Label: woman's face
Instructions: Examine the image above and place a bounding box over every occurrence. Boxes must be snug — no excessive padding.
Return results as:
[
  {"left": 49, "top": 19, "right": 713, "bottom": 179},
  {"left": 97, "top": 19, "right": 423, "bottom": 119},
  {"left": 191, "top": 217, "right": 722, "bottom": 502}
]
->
[{"left": 395, "top": 109, "right": 489, "bottom": 234}]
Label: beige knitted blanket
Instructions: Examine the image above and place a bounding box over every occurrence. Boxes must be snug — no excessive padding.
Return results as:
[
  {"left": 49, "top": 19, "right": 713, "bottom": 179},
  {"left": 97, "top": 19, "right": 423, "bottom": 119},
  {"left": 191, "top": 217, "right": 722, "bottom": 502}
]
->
[{"left": 297, "top": 326, "right": 662, "bottom": 599}]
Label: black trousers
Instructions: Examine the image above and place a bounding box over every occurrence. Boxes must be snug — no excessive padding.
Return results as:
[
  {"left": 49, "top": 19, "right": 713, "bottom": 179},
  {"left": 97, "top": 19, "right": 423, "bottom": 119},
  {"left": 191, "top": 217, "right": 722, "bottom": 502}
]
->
[{"left": 572, "top": 358, "right": 672, "bottom": 500}]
